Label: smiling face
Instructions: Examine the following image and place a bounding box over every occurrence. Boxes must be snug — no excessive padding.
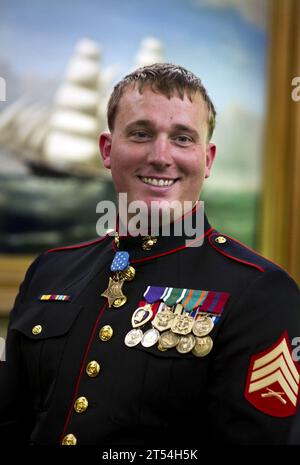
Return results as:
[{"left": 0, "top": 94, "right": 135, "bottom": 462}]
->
[{"left": 100, "top": 85, "right": 216, "bottom": 214}]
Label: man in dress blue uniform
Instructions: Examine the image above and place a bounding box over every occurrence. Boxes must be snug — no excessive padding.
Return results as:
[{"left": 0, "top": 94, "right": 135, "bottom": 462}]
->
[{"left": 1, "top": 63, "right": 300, "bottom": 446}]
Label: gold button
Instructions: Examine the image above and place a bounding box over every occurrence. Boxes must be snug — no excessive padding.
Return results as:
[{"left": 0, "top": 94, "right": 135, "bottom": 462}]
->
[
  {"left": 62, "top": 433, "right": 77, "bottom": 445},
  {"left": 142, "top": 236, "right": 157, "bottom": 250},
  {"left": 122, "top": 266, "right": 136, "bottom": 281},
  {"left": 86, "top": 360, "right": 101, "bottom": 378},
  {"left": 74, "top": 396, "right": 88, "bottom": 413},
  {"left": 112, "top": 297, "right": 127, "bottom": 308},
  {"left": 32, "top": 325, "right": 42, "bottom": 335},
  {"left": 215, "top": 236, "right": 227, "bottom": 244},
  {"left": 99, "top": 325, "right": 113, "bottom": 341}
]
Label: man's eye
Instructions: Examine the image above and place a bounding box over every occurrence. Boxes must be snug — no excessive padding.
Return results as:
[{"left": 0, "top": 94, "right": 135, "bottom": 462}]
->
[
  {"left": 174, "top": 135, "right": 193, "bottom": 145},
  {"left": 130, "top": 131, "right": 151, "bottom": 141}
]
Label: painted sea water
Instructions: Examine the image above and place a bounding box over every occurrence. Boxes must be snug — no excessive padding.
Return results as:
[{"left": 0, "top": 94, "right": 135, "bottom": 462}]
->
[{"left": 0, "top": 148, "right": 115, "bottom": 254}]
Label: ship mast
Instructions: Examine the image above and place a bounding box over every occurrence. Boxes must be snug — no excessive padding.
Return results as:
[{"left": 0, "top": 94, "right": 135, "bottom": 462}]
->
[{"left": 43, "top": 38, "right": 105, "bottom": 177}]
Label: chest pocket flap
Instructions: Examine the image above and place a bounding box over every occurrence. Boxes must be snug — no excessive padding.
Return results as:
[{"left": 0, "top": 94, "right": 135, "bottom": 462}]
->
[{"left": 10, "top": 300, "right": 83, "bottom": 340}]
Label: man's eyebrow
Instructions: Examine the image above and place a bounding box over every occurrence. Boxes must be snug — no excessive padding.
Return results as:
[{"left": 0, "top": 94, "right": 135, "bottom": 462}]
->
[
  {"left": 171, "top": 124, "right": 199, "bottom": 138},
  {"left": 124, "top": 120, "right": 154, "bottom": 132}
]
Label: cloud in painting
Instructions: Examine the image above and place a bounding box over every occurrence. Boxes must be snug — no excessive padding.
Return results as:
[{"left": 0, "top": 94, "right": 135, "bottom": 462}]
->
[{"left": 198, "top": 0, "right": 269, "bottom": 29}]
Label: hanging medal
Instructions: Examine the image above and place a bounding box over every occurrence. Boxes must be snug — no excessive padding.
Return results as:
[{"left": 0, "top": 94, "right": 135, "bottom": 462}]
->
[
  {"left": 124, "top": 300, "right": 160, "bottom": 348},
  {"left": 141, "top": 286, "right": 166, "bottom": 347},
  {"left": 141, "top": 287, "right": 168, "bottom": 347},
  {"left": 101, "top": 250, "right": 135, "bottom": 308},
  {"left": 131, "top": 304, "right": 153, "bottom": 327}
]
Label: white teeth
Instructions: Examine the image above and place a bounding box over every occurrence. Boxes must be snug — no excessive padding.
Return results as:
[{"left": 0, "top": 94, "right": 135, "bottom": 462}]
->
[{"left": 141, "top": 177, "right": 175, "bottom": 187}]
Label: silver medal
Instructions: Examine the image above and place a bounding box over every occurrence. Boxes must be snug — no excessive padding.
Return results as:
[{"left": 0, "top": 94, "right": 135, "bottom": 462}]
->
[
  {"left": 141, "top": 327, "right": 160, "bottom": 347},
  {"left": 124, "top": 328, "right": 143, "bottom": 347}
]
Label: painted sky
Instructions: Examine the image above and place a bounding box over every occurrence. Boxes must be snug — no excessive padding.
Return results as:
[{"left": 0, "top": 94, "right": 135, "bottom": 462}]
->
[
  {"left": 0, "top": 0, "right": 269, "bottom": 247},
  {"left": 1, "top": 0, "right": 267, "bottom": 115}
]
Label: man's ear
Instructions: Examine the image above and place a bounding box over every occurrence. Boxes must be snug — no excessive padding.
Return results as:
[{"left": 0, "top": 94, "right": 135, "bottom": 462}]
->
[
  {"left": 99, "top": 132, "right": 112, "bottom": 169},
  {"left": 205, "top": 143, "right": 216, "bottom": 178}
]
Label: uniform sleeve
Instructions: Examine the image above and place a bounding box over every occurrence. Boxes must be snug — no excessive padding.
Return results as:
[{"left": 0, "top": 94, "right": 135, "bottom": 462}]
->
[
  {"left": 0, "top": 254, "right": 44, "bottom": 444},
  {"left": 289, "top": 407, "right": 300, "bottom": 444},
  {"left": 208, "top": 269, "right": 300, "bottom": 444}
]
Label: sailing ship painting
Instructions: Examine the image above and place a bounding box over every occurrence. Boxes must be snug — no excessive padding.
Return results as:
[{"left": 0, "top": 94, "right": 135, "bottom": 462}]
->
[{"left": 0, "top": 37, "right": 164, "bottom": 253}]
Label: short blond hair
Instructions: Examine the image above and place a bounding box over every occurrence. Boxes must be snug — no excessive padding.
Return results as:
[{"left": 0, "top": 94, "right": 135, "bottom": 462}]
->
[{"left": 107, "top": 63, "right": 216, "bottom": 141}]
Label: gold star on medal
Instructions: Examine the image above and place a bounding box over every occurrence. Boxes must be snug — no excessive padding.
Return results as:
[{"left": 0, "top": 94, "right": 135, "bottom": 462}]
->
[{"left": 101, "top": 277, "right": 126, "bottom": 307}]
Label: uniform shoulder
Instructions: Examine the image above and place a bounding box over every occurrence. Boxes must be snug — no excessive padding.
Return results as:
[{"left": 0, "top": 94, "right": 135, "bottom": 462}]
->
[
  {"left": 45, "top": 234, "right": 111, "bottom": 254},
  {"left": 208, "top": 229, "right": 283, "bottom": 274}
]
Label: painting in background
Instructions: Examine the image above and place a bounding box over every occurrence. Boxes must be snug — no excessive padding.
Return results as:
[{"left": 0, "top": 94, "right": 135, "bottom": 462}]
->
[{"left": 0, "top": 0, "right": 268, "bottom": 253}]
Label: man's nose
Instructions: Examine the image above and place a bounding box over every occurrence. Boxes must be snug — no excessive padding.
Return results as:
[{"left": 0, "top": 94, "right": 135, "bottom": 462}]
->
[{"left": 147, "top": 136, "right": 173, "bottom": 167}]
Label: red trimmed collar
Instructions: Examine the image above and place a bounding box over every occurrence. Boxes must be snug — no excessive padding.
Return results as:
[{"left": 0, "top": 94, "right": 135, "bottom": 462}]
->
[{"left": 112, "top": 207, "right": 213, "bottom": 262}]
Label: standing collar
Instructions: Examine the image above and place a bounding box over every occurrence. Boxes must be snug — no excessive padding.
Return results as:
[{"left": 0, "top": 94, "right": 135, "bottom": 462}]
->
[{"left": 113, "top": 204, "right": 213, "bottom": 262}]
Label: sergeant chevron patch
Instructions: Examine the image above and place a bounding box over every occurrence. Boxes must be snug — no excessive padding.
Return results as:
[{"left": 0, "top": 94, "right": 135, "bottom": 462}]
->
[{"left": 245, "top": 332, "right": 300, "bottom": 417}]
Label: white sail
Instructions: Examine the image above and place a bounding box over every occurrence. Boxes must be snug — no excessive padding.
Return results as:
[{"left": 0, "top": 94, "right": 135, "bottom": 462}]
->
[
  {"left": 54, "top": 85, "right": 99, "bottom": 114},
  {"left": 27, "top": 111, "right": 51, "bottom": 154},
  {"left": 0, "top": 97, "right": 31, "bottom": 144},
  {"left": 65, "top": 38, "right": 102, "bottom": 87},
  {"left": 43, "top": 38, "right": 105, "bottom": 174},
  {"left": 134, "top": 37, "right": 164, "bottom": 68},
  {"left": 45, "top": 132, "right": 99, "bottom": 164},
  {"left": 49, "top": 110, "right": 99, "bottom": 138},
  {"left": 14, "top": 103, "right": 49, "bottom": 150}
]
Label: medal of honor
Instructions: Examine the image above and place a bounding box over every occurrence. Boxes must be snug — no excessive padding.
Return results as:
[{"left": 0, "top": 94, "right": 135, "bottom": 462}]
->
[
  {"left": 192, "top": 315, "right": 214, "bottom": 337},
  {"left": 101, "top": 276, "right": 127, "bottom": 308},
  {"left": 102, "top": 250, "right": 135, "bottom": 308},
  {"left": 192, "top": 335, "right": 213, "bottom": 357}
]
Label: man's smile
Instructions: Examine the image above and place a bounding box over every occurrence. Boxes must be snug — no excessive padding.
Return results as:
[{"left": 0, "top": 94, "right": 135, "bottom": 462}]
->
[{"left": 137, "top": 176, "right": 179, "bottom": 188}]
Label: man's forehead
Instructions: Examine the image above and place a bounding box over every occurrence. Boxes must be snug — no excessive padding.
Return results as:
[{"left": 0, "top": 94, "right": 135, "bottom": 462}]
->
[
  {"left": 117, "top": 84, "right": 208, "bottom": 122},
  {"left": 119, "top": 83, "right": 205, "bottom": 105}
]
